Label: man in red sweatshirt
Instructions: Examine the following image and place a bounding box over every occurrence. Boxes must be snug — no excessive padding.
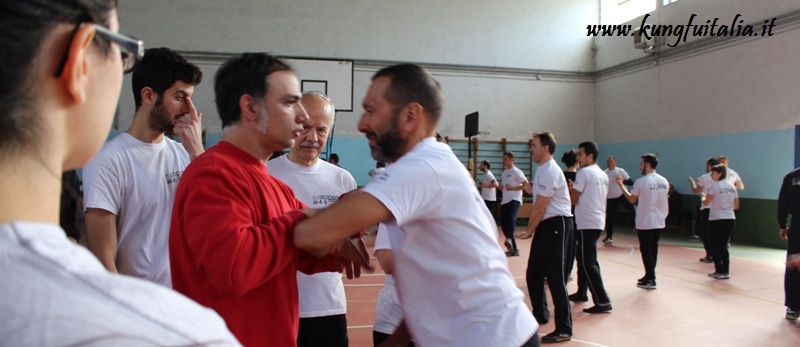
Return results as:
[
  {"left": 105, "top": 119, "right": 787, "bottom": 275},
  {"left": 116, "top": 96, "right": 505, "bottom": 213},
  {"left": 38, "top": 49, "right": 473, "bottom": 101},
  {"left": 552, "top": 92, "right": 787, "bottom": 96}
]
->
[{"left": 169, "top": 53, "right": 370, "bottom": 347}]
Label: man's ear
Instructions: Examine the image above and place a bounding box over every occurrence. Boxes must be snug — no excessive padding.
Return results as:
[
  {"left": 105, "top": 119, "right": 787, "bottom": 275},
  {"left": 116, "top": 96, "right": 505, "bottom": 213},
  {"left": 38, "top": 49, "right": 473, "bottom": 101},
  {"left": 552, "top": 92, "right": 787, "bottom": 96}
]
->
[
  {"left": 60, "top": 24, "right": 96, "bottom": 105},
  {"left": 239, "top": 94, "right": 259, "bottom": 121},
  {"left": 401, "top": 102, "right": 424, "bottom": 134},
  {"left": 140, "top": 87, "right": 156, "bottom": 107}
]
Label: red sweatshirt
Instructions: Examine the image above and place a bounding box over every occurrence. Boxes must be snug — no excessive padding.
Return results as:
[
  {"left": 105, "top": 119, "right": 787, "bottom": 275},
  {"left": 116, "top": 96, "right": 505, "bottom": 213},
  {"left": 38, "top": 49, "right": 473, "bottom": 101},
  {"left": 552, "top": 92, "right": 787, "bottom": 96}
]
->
[{"left": 170, "top": 141, "right": 337, "bottom": 347}]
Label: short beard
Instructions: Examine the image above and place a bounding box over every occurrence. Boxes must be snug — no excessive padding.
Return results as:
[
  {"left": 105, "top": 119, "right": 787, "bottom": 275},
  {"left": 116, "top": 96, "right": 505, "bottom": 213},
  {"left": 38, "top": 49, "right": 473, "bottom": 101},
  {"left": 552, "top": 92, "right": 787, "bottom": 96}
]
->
[
  {"left": 148, "top": 98, "right": 175, "bottom": 136},
  {"left": 370, "top": 113, "right": 406, "bottom": 163}
]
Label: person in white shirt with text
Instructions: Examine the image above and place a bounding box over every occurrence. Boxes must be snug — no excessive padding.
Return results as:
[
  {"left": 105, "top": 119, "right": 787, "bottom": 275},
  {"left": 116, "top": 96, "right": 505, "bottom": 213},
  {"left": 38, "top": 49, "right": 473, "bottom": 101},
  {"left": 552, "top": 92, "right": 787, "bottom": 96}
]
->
[{"left": 616, "top": 153, "right": 669, "bottom": 290}]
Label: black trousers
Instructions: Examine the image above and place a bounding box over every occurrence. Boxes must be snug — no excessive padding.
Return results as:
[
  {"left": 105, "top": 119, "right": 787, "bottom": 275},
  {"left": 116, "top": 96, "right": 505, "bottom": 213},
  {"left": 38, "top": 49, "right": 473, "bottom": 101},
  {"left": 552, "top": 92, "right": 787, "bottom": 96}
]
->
[
  {"left": 574, "top": 229, "right": 611, "bottom": 306},
  {"left": 526, "top": 216, "right": 573, "bottom": 335},
  {"left": 298, "top": 314, "right": 348, "bottom": 347},
  {"left": 698, "top": 209, "right": 712, "bottom": 257},
  {"left": 710, "top": 219, "right": 735, "bottom": 274},
  {"left": 485, "top": 200, "right": 497, "bottom": 221},
  {"left": 786, "top": 219, "right": 800, "bottom": 310},
  {"left": 637, "top": 229, "right": 662, "bottom": 281},
  {"left": 605, "top": 196, "right": 636, "bottom": 238},
  {"left": 501, "top": 200, "right": 521, "bottom": 250},
  {"left": 564, "top": 216, "right": 577, "bottom": 281}
]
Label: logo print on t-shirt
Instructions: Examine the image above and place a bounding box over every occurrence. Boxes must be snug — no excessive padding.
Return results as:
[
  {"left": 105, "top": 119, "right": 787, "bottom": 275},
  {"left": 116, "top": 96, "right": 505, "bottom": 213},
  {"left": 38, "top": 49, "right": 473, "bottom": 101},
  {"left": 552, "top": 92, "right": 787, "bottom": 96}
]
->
[
  {"left": 312, "top": 195, "right": 339, "bottom": 206},
  {"left": 165, "top": 171, "right": 183, "bottom": 185}
]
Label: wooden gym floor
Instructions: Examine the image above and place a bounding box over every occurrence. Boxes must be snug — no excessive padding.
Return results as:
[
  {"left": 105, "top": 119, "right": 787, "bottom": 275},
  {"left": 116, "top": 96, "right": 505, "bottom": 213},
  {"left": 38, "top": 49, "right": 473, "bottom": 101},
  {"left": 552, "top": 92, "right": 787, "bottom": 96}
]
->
[{"left": 342, "top": 226, "right": 800, "bottom": 347}]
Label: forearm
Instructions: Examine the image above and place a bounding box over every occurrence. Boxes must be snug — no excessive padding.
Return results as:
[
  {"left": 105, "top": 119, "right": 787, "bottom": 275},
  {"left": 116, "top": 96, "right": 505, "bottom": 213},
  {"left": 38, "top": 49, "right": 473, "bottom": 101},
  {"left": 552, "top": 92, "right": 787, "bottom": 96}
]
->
[
  {"left": 83, "top": 210, "right": 118, "bottom": 272},
  {"left": 619, "top": 184, "right": 637, "bottom": 204},
  {"left": 702, "top": 195, "right": 713, "bottom": 207},
  {"left": 375, "top": 249, "right": 394, "bottom": 274},
  {"left": 295, "top": 190, "right": 391, "bottom": 256}
]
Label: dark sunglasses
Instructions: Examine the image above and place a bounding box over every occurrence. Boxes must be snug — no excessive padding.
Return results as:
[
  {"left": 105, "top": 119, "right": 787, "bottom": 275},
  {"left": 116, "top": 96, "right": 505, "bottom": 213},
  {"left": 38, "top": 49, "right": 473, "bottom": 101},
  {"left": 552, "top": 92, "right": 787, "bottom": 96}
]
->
[{"left": 54, "top": 23, "right": 144, "bottom": 77}]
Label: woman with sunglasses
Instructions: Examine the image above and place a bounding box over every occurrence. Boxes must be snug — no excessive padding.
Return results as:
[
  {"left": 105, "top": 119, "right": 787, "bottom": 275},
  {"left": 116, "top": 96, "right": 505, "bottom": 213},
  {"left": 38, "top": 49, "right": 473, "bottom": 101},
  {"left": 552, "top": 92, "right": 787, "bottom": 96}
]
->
[{"left": 0, "top": 1, "right": 239, "bottom": 345}]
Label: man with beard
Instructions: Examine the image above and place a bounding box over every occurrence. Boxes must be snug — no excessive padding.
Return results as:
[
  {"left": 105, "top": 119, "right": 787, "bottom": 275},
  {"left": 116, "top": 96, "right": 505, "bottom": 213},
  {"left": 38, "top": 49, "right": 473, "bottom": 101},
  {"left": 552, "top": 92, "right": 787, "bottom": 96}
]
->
[
  {"left": 616, "top": 153, "right": 669, "bottom": 290},
  {"left": 83, "top": 48, "right": 203, "bottom": 287},
  {"left": 269, "top": 91, "right": 357, "bottom": 347},
  {"left": 294, "top": 64, "right": 539, "bottom": 347}
]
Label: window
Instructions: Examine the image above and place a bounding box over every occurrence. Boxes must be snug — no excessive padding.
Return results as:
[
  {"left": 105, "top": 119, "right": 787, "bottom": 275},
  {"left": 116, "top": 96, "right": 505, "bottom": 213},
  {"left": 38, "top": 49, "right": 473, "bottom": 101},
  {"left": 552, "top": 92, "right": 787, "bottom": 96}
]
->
[
  {"left": 601, "top": 0, "right": 656, "bottom": 24},
  {"left": 663, "top": 0, "right": 679, "bottom": 6}
]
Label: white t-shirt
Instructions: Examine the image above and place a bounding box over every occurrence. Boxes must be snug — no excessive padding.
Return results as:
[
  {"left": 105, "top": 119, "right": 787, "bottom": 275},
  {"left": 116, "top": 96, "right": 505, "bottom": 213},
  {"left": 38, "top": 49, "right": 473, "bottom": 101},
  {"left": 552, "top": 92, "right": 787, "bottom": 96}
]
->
[
  {"left": 373, "top": 224, "right": 402, "bottom": 335},
  {"left": 501, "top": 166, "right": 527, "bottom": 204},
  {"left": 630, "top": 172, "right": 670, "bottom": 230},
  {"left": 696, "top": 173, "right": 713, "bottom": 210},
  {"left": 573, "top": 164, "right": 609, "bottom": 230},
  {"left": 480, "top": 170, "right": 497, "bottom": 201},
  {"left": 82, "top": 132, "right": 190, "bottom": 287},
  {"left": 605, "top": 167, "right": 631, "bottom": 199},
  {"left": 707, "top": 180, "right": 738, "bottom": 221},
  {"left": 362, "top": 137, "right": 537, "bottom": 347},
  {"left": 0, "top": 222, "right": 241, "bottom": 346},
  {"left": 726, "top": 167, "right": 742, "bottom": 187},
  {"left": 268, "top": 155, "right": 357, "bottom": 318},
  {"left": 531, "top": 159, "right": 573, "bottom": 220}
]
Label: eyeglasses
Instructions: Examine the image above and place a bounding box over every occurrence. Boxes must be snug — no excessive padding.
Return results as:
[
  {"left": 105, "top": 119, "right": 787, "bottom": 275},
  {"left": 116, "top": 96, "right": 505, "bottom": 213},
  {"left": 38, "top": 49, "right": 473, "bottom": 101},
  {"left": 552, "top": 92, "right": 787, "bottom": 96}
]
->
[{"left": 54, "top": 23, "right": 144, "bottom": 77}]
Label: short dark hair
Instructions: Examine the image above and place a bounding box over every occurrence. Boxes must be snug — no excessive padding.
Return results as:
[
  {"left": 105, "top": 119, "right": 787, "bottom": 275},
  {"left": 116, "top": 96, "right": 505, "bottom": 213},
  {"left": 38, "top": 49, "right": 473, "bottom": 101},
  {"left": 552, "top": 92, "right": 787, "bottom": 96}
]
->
[
  {"left": 0, "top": 0, "right": 118, "bottom": 155},
  {"left": 710, "top": 164, "right": 728, "bottom": 180},
  {"left": 503, "top": 151, "right": 515, "bottom": 160},
  {"left": 578, "top": 141, "right": 599, "bottom": 162},
  {"left": 215, "top": 53, "right": 293, "bottom": 128},
  {"left": 481, "top": 160, "right": 490, "bottom": 169},
  {"left": 641, "top": 153, "right": 659, "bottom": 169},
  {"left": 533, "top": 132, "right": 557, "bottom": 155},
  {"left": 372, "top": 64, "right": 443, "bottom": 123},
  {"left": 561, "top": 149, "right": 577, "bottom": 167},
  {"left": 706, "top": 157, "right": 720, "bottom": 167},
  {"left": 131, "top": 47, "right": 202, "bottom": 109},
  {"left": 329, "top": 153, "right": 339, "bottom": 163}
]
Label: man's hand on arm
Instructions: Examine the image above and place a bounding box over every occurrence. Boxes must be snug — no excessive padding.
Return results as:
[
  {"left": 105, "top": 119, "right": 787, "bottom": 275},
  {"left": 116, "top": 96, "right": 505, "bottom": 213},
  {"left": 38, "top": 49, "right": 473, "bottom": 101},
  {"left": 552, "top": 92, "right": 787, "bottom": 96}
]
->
[
  {"left": 173, "top": 96, "right": 205, "bottom": 160},
  {"left": 83, "top": 208, "right": 118, "bottom": 272},
  {"left": 295, "top": 189, "right": 390, "bottom": 261},
  {"left": 331, "top": 236, "right": 374, "bottom": 279}
]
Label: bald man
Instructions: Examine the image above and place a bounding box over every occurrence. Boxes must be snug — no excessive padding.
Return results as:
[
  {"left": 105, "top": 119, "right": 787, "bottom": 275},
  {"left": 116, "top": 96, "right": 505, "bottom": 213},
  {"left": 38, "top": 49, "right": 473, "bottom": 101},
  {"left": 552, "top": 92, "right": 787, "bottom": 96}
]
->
[{"left": 270, "top": 91, "right": 357, "bottom": 347}]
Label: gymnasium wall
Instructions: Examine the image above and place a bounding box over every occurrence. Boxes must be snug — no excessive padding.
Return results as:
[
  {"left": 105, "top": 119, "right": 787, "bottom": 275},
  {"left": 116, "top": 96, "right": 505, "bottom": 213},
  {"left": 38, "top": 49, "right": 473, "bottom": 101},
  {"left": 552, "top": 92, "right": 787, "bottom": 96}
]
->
[{"left": 103, "top": 0, "right": 800, "bottom": 249}]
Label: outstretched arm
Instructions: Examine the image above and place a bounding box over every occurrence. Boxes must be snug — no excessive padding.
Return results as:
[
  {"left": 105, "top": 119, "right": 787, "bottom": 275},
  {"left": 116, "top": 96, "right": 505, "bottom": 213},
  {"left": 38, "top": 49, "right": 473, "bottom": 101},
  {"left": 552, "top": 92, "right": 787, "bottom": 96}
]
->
[{"left": 295, "top": 189, "right": 392, "bottom": 257}]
